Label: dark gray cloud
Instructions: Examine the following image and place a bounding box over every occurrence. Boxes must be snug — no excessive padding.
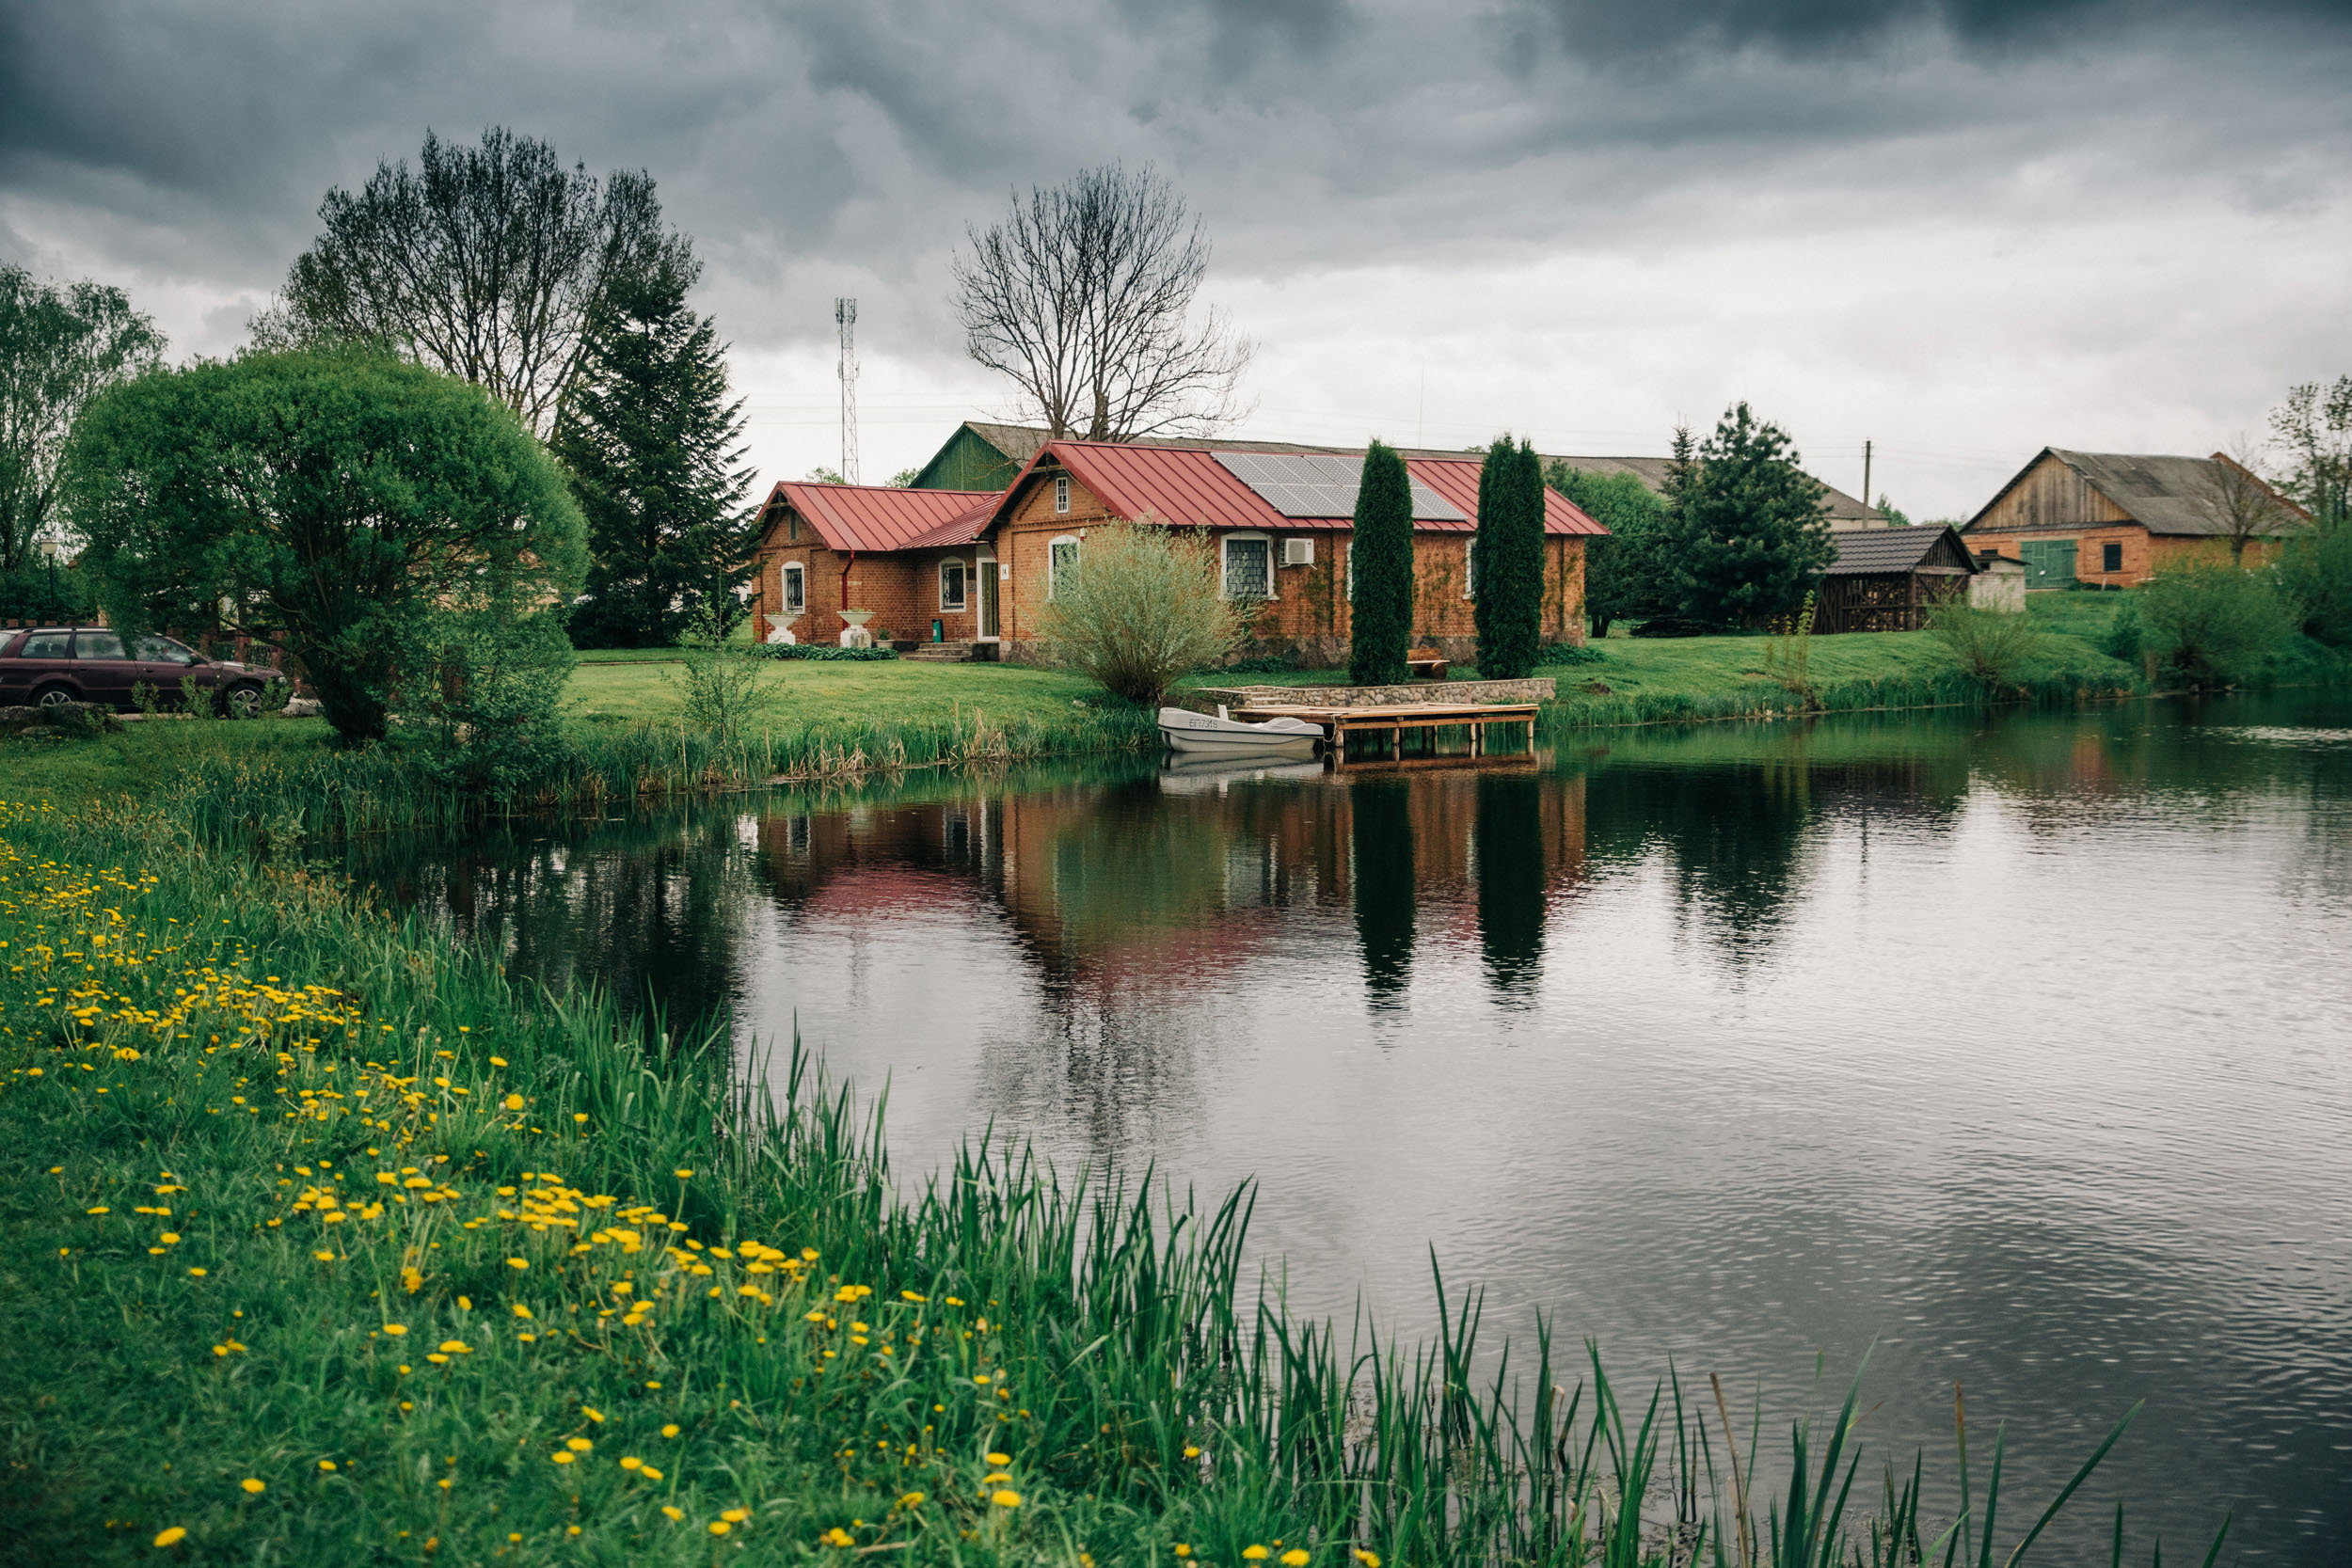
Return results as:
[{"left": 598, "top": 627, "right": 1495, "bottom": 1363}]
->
[{"left": 3, "top": 0, "right": 2349, "bottom": 510}]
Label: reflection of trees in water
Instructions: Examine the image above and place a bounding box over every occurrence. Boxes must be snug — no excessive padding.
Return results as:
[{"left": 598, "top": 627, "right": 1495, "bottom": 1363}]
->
[
  {"left": 1473, "top": 774, "right": 1545, "bottom": 1001},
  {"left": 1351, "top": 779, "right": 1416, "bottom": 1007},
  {"left": 344, "top": 806, "right": 756, "bottom": 1045},
  {"left": 1582, "top": 761, "right": 1816, "bottom": 961}
]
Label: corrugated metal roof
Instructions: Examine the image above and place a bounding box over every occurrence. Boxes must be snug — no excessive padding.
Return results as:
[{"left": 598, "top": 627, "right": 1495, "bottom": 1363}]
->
[
  {"left": 1823, "top": 525, "right": 1976, "bottom": 576},
  {"left": 900, "top": 497, "right": 1000, "bottom": 550},
  {"left": 1407, "top": 457, "right": 1607, "bottom": 536},
  {"left": 1547, "top": 454, "right": 1884, "bottom": 524},
  {"left": 768, "top": 482, "right": 998, "bottom": 553},
  {"left": 1030, "top": 442, "right": 1607, "bottom": 536}
]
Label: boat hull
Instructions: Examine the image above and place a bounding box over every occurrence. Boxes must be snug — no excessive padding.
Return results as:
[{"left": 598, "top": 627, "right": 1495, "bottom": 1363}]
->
[{"left": 1157, "top": 706, "right": 1324, "bottom": 758}]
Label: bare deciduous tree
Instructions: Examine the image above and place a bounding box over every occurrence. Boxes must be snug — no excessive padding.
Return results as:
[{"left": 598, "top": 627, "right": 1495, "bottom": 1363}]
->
[
  {"left": 953, "top": 165, "right": 1252, "bottom": 442},
  {"left": 2198, "top": 438, "right": 2299, "bottom": 565},
  {"left": 254, "top": 127, "right": 679, "bottom": 437}
]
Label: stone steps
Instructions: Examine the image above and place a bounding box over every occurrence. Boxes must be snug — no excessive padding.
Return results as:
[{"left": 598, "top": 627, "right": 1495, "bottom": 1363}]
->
[{"left": 900, "top": 641, "right": 978, "bottom": 663}]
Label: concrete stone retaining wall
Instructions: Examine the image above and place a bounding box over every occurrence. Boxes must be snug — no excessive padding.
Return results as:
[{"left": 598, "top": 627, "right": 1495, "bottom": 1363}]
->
[{"left": 1179, "top": 676, "right": 1556, "bottom": 712}]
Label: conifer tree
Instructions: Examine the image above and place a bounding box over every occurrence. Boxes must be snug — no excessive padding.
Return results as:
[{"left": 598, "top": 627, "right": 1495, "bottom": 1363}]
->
[
  {"left": 551, "top": 249, "right": 755, "bottom": 649},
  {"left": 1473, "top": 435, "right": 1544, "bottom": 677},
  {"left": 1349, "top": 439, "right": 1414, "bottom": 684},
  {"left": 1661, "top": 403, "right": 1833, "bottom": 630}
]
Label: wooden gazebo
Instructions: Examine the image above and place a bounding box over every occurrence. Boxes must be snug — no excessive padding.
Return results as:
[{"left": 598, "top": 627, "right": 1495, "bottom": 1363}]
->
[{"left": 1812, "top": 526, "right": 1979, "bottom": 633}]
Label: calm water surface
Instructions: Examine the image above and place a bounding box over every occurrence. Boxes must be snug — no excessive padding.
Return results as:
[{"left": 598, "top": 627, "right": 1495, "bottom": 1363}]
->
[{"left": 351, "top": 693, "right": 2352, "bottom": 1561}]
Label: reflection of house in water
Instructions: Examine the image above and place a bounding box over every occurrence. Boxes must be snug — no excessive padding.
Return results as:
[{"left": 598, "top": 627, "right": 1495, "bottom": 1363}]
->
[{"left": 750, "top": 769, "right": 1589, "bottom": 1003}]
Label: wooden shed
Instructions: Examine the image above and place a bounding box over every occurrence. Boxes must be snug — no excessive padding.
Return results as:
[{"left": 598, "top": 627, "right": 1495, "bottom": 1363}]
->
[{"left": 1811, "top": 526, "right": 1979, "bottom": 633}]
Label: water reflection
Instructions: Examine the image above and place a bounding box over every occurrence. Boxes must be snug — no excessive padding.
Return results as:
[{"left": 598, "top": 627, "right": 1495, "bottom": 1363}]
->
[{"left": 342, "top": 693, "right": 2352, "bottom": 1562}]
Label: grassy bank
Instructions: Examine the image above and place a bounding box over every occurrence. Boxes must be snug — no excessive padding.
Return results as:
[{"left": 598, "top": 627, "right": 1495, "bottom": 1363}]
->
[
  {"left": 0, "top": 801, "right": 2190, "bottom": 1566},
  {"left": 0, "top": 660, "right": 1153, "bottom": 829}
]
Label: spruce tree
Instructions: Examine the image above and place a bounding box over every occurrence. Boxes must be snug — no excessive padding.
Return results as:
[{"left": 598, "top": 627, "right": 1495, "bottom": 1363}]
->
[
  {"left": 1663, "top": 402, "right": 1834, "bottom": 630},
  {"left": 1349, "top": 439, "right": 1414, "bottom": 684},
  {"left": 551, "top": 250, "right": 756, "bottom": 649},
  {"left": 1473, "top": 435, "right": 1544, "bottom": 677}
]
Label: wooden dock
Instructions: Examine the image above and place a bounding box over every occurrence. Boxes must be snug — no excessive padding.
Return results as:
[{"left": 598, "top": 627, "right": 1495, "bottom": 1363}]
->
[{"left": 1232, "top": 702, "right": 1540, "bottom": 767}]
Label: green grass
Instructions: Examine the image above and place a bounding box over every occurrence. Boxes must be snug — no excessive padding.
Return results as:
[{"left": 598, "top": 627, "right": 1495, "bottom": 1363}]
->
[
  {"left": 568, "top": 658, "right": 1111, "bottom": 729},
  {"left": 0, "top": 800, "right": 2204, "bottom": 1566}
]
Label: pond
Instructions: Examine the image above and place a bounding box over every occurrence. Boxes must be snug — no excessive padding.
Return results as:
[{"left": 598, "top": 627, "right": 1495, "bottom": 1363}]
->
[{"left": 343, "top": 692, "right": 2352, "bottom": 1562}]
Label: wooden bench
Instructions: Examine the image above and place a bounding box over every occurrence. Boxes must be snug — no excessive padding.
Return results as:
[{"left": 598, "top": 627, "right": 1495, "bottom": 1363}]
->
[{"left": 1406, "top": 647, "right": 1449, "bottom": 680}]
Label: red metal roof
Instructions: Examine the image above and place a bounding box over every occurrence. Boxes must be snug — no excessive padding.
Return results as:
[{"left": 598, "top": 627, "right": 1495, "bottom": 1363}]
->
[
  {"left": 1406, "top": 457, "right": 1608, "bottom": 536},
  {"left": 767, "top": 482, "right": 998, "bottom": 553},
  {"left": 1047, "top": 442, "right": 1287, "bottom": 530},
  {"left": 899, "top": 496, "right": 1000, "bottom": 550},
  {"left": 996, "top": 441, "right": 1606, "bottom": 537}
]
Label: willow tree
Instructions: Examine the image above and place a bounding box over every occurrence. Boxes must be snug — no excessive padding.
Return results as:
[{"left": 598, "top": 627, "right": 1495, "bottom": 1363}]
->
[
  {"left": 1349, "top": 440, "right": 1414, "bottom": 685},
  {"left": 65, "top": 348, "right": 585, "bottom": 742},
  {"left": 1474, "top": 436, "right": 1544, "bottom": 677}
]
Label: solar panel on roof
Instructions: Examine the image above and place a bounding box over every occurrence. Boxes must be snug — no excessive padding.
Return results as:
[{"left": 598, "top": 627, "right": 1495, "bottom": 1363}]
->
[{"left": 1213, "top": 451, "right": 1468, "bottom": 522}]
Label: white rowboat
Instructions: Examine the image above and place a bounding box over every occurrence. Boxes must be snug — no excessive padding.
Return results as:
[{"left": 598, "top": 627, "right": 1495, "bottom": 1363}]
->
[{"left": 1157, "top": 705, "right": 1324, "bottom": 759}]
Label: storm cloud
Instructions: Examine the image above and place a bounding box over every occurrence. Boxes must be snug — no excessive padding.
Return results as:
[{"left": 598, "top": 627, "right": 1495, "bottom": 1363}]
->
[{"left": 5, "top": 0, "right": 2349, "bottom": 513}]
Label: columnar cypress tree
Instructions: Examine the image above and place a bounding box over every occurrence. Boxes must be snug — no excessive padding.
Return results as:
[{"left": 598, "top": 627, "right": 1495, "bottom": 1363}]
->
[
  {"left": 551, "top": 250, "right": 756, "bottom": 649},
  {"left": 1474, "top": 435, "right": 1544, "bottom": 677},
  {"left": 1349, "top": 439, "right": 1414, "bottom": 685}
]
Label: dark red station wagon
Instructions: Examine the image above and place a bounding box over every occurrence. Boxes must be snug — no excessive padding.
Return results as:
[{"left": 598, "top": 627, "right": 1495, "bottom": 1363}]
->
[{"left": 0, "top": 627, "right": 279, "bottom": 717}]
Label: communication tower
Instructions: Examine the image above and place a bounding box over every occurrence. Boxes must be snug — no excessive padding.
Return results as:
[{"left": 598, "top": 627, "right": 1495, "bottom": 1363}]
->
[{"left": 834, "top": 297, "right": 860, "bottom": 484}]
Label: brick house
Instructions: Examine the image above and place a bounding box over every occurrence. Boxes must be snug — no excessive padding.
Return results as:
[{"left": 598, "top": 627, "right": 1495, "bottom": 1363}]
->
[
  {"left": 982, "top": 439, "right": 1605, "bottom": 665},
  {"left": 747, "top": 482, "right": 998, "bottom": 648},
  {"left": 1962, "top": 449, "right": 2309, "bottom": 589}
]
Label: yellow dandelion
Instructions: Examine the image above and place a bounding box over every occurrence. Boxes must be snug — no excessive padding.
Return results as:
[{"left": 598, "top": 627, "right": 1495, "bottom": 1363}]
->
[
  {"left": 723, "top": 1509, "right": 750, "bottom": 1524},
  {"left": 187, "top": 1267, "right": 206, "bottom": 1277},
  {"left": 582, "top": 1407, "right": 605, "bottom": 1423},
  {"left": 661, "top": 1423, "right": 681, "bottom": 1438},
  {"left": 1244, "top": 1547, "right": 1270, "bottom": 1560},
  {"left": 897, "top": 1492, "right": 926, "bottom": 1509},
  {"left": 1283, "top": 1552, "right": 1311, "bottom": 1566},
  {"left": 505, "top": 1257, "right": 528, "bottom": 1270},
  {"left": 708, "top": 1520, "right": 732, "bottom": 1536},
  {"left": 381, "top": 1323, "right": 406, "bottom": 1336},
  {"left": 152, "top": 1526, "right": 187, "bottom": 1547},
  {"left": 662, "top": 1506, "right": 685, "bottom": 1522},
  {"left": 639, "top": 1464, "right": 663, "bottom": 1481},
  {"left": 1353, "top": 1552, "right": 1381, "bottom": 1567},
  {"left": 821, "top": 1528, "right": 855, "bottom": 1547},
  {"left": 620, "top": 1457, "right": 642, "bottom": 1471},
  {"left": 987, "top": 1451, "right": 1011, "bottom": 1465},
  {"left": 241, "top": 1479, "right": 263, "bottom": 1494},
  {"left": 550, "top": 1451, "right": 575, "bottom": 1465},
  {"left": 565, "top": 1436, "right": 592, "bottom": 1452},
  {"left": 673, "top": 1168, "right": 693, "bottom": 1179},
  {"left": 318, "top": 1460, "right": 337, "bottom": 1472},
  {"left": 991, "top": 1490, "right": 1021, "bottom": 1508},
  {"left": 1174, "top": 1548, "right": 1192, "bottom": 1560},
  {"left": 1184, "top": 1445, "right": 1201, "bottom": 1459}
]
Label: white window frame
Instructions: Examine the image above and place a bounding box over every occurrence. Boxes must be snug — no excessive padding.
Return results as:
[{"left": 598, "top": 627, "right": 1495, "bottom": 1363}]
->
[
  {"left": 1220, "top": 531, "right": 1276, "bottom": 601},
  {"left": 780, "top": 561, "right": 806, "bottom": 615},
  {"left": 1047, "top": 533, "right": 1081, "bottom": 599},
  {"left": 1053, "top": 475, "right": 1071, "bottom": 515},
  {"left": 938, "top": 558, "right": 969, "bottom": 612}
]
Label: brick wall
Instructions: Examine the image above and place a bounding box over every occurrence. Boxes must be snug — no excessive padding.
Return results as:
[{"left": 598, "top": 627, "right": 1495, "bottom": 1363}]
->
[
  {"left": 992, "top": 469, "right": 1589, "bottom": 663},
  {"left": 1968, "top": 526, "right": 2278, "bottom": 589}
]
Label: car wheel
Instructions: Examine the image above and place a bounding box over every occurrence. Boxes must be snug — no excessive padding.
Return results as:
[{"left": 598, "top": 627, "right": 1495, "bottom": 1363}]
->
[
  {"left": 32, "top": 684, "right": 76, "bottom": 710},
  {"left": 220, "top": 681, "right": 265, "bottom": 720}
]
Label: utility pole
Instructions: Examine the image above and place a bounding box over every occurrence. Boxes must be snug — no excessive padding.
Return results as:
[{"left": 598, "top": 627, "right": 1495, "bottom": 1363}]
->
[
  {"left": 1861, "top": 439, "right": 1873, "bottom": 518},
  {"left": 835, "top": 298, "right": 860, "bottom": 484}
]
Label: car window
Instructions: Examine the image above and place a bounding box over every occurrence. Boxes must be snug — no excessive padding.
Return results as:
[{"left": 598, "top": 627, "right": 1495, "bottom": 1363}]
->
[
  {"left": 19, "top": 632, "right": 72, "bottom": 659},
  {"left": 76, "top": 631, "right": 130, "bottom": 660},
  {"left": 135, "top": 635, "right": 200, "bottom": 666}
]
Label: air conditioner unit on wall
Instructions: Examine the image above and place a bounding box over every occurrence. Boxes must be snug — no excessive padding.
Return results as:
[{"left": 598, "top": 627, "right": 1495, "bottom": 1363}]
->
[{"left": 1281, "top": 538, "right": 1314, "bottom": 567}]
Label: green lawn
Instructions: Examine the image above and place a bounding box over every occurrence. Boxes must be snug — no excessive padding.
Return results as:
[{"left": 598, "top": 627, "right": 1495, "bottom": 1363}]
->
[{"left": 566, "top": 657, "right": 1105, "bottom": 727}]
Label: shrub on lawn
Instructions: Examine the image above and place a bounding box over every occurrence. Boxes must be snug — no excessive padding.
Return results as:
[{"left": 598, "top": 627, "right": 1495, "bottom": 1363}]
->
[
  {"left": 747, "top": 642, "right": 898, "bottom": 661},
  {"left": 1036, "top": 519, "right": 1242, "bottom": 706},
  {"left": 2137, "top": 562, "right": 2298, "bottom": 686},
  {"left": 1930, "top": 600, "right": 2044, "bottom": 689},
  {"left": 673, "top": 600, "right": 777, "bottom": 745}
]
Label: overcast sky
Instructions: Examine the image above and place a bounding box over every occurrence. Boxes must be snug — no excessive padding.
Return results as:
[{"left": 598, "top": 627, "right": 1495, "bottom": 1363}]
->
[{"left": 5, "top": 0, "right": 2349, "bottom": 516}]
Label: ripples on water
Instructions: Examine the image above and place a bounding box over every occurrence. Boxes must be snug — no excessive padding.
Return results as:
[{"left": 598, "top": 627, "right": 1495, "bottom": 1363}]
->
[{"left": 346, "top": 692, "right": 2352, "bottom": 1562}]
